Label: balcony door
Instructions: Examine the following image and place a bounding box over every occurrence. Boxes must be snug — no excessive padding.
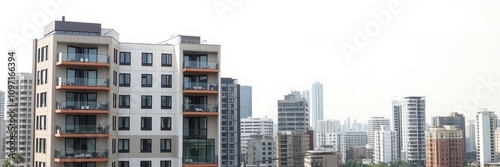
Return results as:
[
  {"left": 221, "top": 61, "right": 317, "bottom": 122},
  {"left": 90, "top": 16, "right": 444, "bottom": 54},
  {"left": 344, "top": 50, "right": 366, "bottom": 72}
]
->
[
  {"left": 183, "top": 96, "right": 207, "bottom": 111},
  {"left": 66, "top": 92, "right": 97, "bottom": 109},
  {"left": 65, "top": 138, "right": 96, "bottom": 155},
  {"left": 184, "top": 54, "right": 207, "bottom": 68},
  {"left": 65, "top": 115, "right": 96, "bottom": 133},
  {"left": 68, "top": 46, "right": 97, "bottom": 62},
  {"left": 66, "top": 69, "right": 97, "bottom": 86},
  {"left": 183, "top": 117, "right": 207, "bottom": 138},
  {"left": 184, "top": 75, "right": 207, "bottom": 89}
]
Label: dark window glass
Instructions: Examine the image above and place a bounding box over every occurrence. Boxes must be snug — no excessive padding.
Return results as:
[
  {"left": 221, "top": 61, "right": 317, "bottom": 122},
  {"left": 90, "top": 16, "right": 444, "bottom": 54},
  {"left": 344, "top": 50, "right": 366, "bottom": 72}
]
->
[
  {"left": 161, "top": 54, "right": 172, "bottom": 67},
  {"left": 141, "top": 95, "right": 152, "bottom": 109},
  {"left": 142, "top": 53, "right": 152, "bottom": 66},
  {"left": 119, "top": 52, "right": 131, "bottom": 65},
  {"left": 141, "top": 74, "right": 152, "bottom": 87},
  {"left": 118, "top": 117, "right": 130, "bottom": 130}
]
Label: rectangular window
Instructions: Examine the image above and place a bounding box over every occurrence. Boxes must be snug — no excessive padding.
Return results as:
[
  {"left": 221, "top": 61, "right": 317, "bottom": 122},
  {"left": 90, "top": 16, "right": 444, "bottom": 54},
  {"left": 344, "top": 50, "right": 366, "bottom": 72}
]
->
[
  {"left": 41, "top": 115, "right": 46, "bottom": 129},
  {"left": 141, "top": 117, "right": 152, "bottom": 130},
  {"left": 119, "top": 95, "right": 130, "bottom": 108},
  {"left": 114, "top": 49, "right": 118, "bottom": 64},
  {"left": 119, "top": 52, "right": 131, "bottom": 65},
  {"left": 113, "top": 71, "right": 117, "bottom": 86},
  {"left": 118, "top": 161, "right": 129, "bottom": 167},
  {"left": 142, "top": 53, "right": 153, "bottom": 66},
  {"left": 141, "top": 74, "right": 152, "bottom": 87},
  {"left": 161, "top": 117, "right": 171, "bottom": 131},
  {"left": 161, "top": 96, "right": 172, "bottom": 109},
  {"left": 160, "top": 139, "right": 172, "bottom": 152},
  {"left": 161, "top": 53, "right": 172, "bottom": 67},
  {"left": 140, "top": 139, "right": 152, "bottom": 153},
  {"left": 160, "top": 161, "right": 171, "bottom": 167},
  {"left": 112, "top": 139, "right": 116, "bottom": 154},
  {"left": 161, "top": 75, "right": 172, "bottom": 88},
  {"left": 113, "top": 93, "right": 117, "bottom": 108},
  {"left": 119, "top": 73, "right": 130, "bottom": 87},
  {"left": 118, "top": 139, "right": 130, "bottom": 153},
  {"left": 118, "top": 117, "right": 130, "bottom": 130},
  {"left": 112, "top": 116, "right": 116, "bottom": 131},
  {"left": 141, "top": 95, "right": 152, "bottom": 109}
]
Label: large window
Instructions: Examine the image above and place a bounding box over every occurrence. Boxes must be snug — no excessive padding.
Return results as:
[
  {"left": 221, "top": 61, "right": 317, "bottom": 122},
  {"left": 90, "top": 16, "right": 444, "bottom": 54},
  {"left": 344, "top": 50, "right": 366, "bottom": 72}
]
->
[
  {"left": 141, "top": 117, "right": 152, "bottom": 130},
  {"left": 161, "top": 96, "right": 172, "bottom": 109},
  {"left": 142, "top": 53, "right": 153, "bottom": 66},
  {"left": 161, "top": 53, "right": 172, "bottom": 67},
  {"left": 161, "top": 117, "right": 172, "bottom": 131},
  {"left": 119, "top": 52, "right": 131, "bottom": 65},
  {"left": 118, "top": 161, "right": 129, "bottom": 167},
  {"left": 160, "top": 139, "right": 172, "bottom": 152},
  {"left": 118, "top": 117, "right": 130, "bottom": 130},
  {"left": 183, "top": 117, "right": 208, "bottom": 138},
  {"left": 64, "top": 162, "right": 96, "bottom": 167},
  {"left": 119, "top": 95, "right": 130, "bottom": 108},
  {"left": 141, "top": 95, "right": 152, "bottom": 109},
  {"left": 161, "top": 75, "right": 172, "bottom": 88},
  {"left": 118, "top": 139, "right": 129, "bottom": 153},
  {"left": 119, "top": 73, "right": 130, "bottom": 87},
  {"left": 160, "top": 161, "right": 171, "bottom": 167},
  {"left": 141, "top": 74, "right": 152, "bottom": 87},
  {"left": 140, "top": 139, "right": 152, "bottom": 153},
  {"left": 113, "top": 71, "right": 117, "bottom": 86}
]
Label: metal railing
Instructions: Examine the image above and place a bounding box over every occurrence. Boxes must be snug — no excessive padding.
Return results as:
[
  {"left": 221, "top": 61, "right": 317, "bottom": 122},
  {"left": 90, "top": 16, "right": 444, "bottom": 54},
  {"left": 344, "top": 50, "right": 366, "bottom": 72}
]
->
[
  {"left": 183, "top": 61, "right": 218, "bottom": 70},
  {"left": 58, "top": 52, "right": 109, "bottom": 63},
  {"left": 55, "top": 149, "right": 108, "bottom": 158},
  {"left": 56, "top": 125, "right": 109, "bottom": 134},
  {"left": 183, "top": 155, "right": 218, "bottom": 164},
  {"left": 183, "top": 104, "right": 218, "bottom": 112},
  {"left": 183, "top": 82, "right": 218, "bottom": 91},
  {"left": 56, "top": 101, "right": 109, "bottom": 110},
  {"left": 57, "top": 77, "right": 109, "bottom": 87},
  {"left": 183, "top": 129, "right": 208, "bottom": 138}
]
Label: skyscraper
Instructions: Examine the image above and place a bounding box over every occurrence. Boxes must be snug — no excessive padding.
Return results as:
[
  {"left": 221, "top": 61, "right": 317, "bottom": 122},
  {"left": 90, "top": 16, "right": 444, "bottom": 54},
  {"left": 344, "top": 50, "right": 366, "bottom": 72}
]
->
[
  {"left": 466, "top": 120, "right": 476, "bottom": 152},
  {"left": 311, "top": 82, "right": 323, "bottom": 130},
  {"left": 391, "top": 99, "right": 402, "bottom": 160},
  {"left": 476, "top": 110, "right": 497, "bottom": 167},
  {"left": 401, "top": 96, "right": 426, "bottom": 166},
  {"left": 5, "top": 73, "right": 32, "bottom": 167},
  {"left": 367, "top": 117, "right": 390, "bottom": 149},
  {"left": 425, "top": 126, "right": 464, "bottom": 167},
  {"left": 240, "top": 85, "right": 252, "bottom": 118},
  {"left": 220, "top": 78, "right": 241, "bottom": 167},
  {"left": 431, "top": 112, "right": 466, "bottom": 163},
  {"left": 373, "top": 126, "right": 398, "bottom": 163},
  {"left": 277, "top": 91, "right": 309, "bottom": 134}
]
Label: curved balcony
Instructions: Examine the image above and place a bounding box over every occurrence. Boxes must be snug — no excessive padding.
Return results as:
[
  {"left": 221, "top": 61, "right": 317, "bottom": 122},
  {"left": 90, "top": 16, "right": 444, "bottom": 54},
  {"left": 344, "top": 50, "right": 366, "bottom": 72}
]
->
[
  {"left": 183, "top": 61, "right": 219, "bottom": 73},
  {"left": 56, "top": 77, "right": 109, "bottom": 91},
  {"left": 55, "top": 149, "right": 108, "bottom": 162},
  {"left": 183, "top": 82, "right": 218, "bottom": 94},
  {"left": 55, "top": 101, "right": 109, "bottom": 114},
  {"left": 183, "top": 104, "right": 218, "bottom": 116},
  {"left": 55, "top": 125, "right": 109, "bottom": 138},
  {"left": 57, "top": 52, "right": 110, "bottom": 67}
]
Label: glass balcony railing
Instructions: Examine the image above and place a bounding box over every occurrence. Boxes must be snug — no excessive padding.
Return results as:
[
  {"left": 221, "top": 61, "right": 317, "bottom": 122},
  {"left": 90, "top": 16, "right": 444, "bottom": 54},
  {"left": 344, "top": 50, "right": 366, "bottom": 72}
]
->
[
  {"left": 57, "top": 77, "right": 109, "bottom": 87},
  {"left": 56, "top": 125, "right": 109, "bottom": 134},
  {"left": 183, "top": 129, "right": 207, "bottom": 138},
  {"left": 183, "top": 82, "right": 218, "bottom": 91},
  {"left": 183, "top": 155, "right": 218, "bottom": 164},
  {"left": 56, "top": 101, "right": 109, "bottom": 110},
  {"left": 55, "top": 149, "right": 108, "bottom": 159},
  {"left": 183, "top": 61, "right": 218, "bottom": 70},
  {"left": 183, "top": 104, "right": 218, "bottom": 112},
  {"left": 58, "top": 52, "right": 109, "bottom": 63}
]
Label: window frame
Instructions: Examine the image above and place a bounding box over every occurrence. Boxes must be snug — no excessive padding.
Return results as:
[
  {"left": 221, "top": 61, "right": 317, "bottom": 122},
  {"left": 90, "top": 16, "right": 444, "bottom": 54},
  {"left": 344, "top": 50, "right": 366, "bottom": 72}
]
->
[
  {"left": 161, "top": 96, "right": 172, "bottom": 109},
  {"left": 118, "top": 117, "right": 130, "bottom": 130},
  {"left": 141, "top": 117, "right": 152, "bottom": 131},
  {"left": 118, "top": 139, "right": 130, "bottom": 153},
  {"left": 161, "top": 117, "right": 172, "bottom": 131},
  {"left": 141, "top": 74, "right": 152, "bottom": 87},
  {"left": 161, "top": 53, "right": 172, "bottom": 67},
  {"left": 119, "top": 95, "right": 130, "bottom": 108},
  {"left": 161, "top": 75, "right": 172, "bottom": 88},
  {"left": 141, "top": 95, "right": 153, "bottom": 109},
  {"left": 140, "top": 139, "right": 152, "bottom": 153},
  {"left": 141, "top": 53, "right": 153, "bottom": 66},
  {"left": 119, "top": 73, "right": 130, "bottom": 87},
  {"left": 119, "top": 52, "right": 131, "bottom": 65},
  {"left": 160, "top": 139, "right": 172, "bottom": 152}
]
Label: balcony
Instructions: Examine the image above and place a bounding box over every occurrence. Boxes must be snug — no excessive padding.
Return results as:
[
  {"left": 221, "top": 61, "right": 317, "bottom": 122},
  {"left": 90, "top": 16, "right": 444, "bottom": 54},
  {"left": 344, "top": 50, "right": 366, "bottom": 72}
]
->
[
  {"left": 183, "top": 155, "right": 218, "bottom": 167},
  {"left": 183, "top": 82, "right": 218, "bottom": 94},
  {"left": 183, "top": 61, "right": 219, "bottom": 73},
  {"left": 57, "top": 52, "right": 110, "bottom": 67},
  {"left": 183, "top": 129, "right": 208, "bottom": 139},
  {"left": 56, "top": 77, "right": 109, "bottom": 91},
  {"left": 55, "top": 101, "right": 109, "bottom": 114},
  {"left": 183, "top": 104, "right": 218, "bottom": 116},
  {"left": 55, "top": 125, "right": 109, "bottom": 138},
  {"left": 183, "top": 139, "right": 217, "bottom": 167},
  {"left": 54, "top": 149, "right": 108, "bottom": 163}
]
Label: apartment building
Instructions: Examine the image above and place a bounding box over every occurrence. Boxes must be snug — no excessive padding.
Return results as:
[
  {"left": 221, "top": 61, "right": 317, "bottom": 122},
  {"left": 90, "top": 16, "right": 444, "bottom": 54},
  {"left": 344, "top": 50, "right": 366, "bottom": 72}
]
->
[
  {"left": 367, "top": 117, "right": 390, "bottom": 149},
  {"left": 276, "top": 131, "right": 310, "bottom": 167},
  {"left": 220, "top": 78, "right": 241, "bottom": 166},
  {"left": 240, "top": 117, "right": 273, "bottom": 159},
  {"left": 339, "top": 131, "right": 367, "bottom": 162},
  {"left": 303, "top": 150, "right": 340, "bottom": 167},
  {"left": 314, "top": 119, "right": 340, "bottom": 150},
  {"left": 5, "top": 73, "right": 32, "bottom": 167},
  {"left": 32, "top": 19, "right": 220, "bottom": 167},
  {"left": 476, "top": 110, "right": 497, "bottom": 167},
  {"left": 431, "top": 112, "right": 466, "bottom": 163},
  {"left": 391, "top": 99, "right": 402, "bottom": 160},
  {"left": 246, "top": 133, "right": 275, "bottom": 167},
  {"left": 401, "top": 96, "right": 426, "bottom": 166},
  {"left": 425, "top": 126, "right": 464, "bottom": 167},
  {"left": 373, "top": 126, "right": 398, "bottom": 163},
  {"left": 277, "top": 91, "right": 309, "bottom": 134}
]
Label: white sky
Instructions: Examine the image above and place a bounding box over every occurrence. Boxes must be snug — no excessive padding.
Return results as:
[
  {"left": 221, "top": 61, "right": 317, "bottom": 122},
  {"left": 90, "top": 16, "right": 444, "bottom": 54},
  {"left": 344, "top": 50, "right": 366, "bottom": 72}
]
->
[{"left": 1, "top": 0, "right": 500, "bottom": 124}]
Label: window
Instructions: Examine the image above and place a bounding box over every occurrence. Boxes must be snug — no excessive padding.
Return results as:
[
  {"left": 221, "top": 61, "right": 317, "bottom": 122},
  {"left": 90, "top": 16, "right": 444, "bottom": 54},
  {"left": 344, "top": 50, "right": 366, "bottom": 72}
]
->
[
  {"left": 114, "top": 49, "right": 118, "bottom": 64},
  {"left": 118, "top": 117, "right": 130, "bottom": 130},
  {"left": 161, "top": 53, "right": 172, "bottom": 67},
  {"left": 141, "top": 74, "right": 152, "bottom": 87},
  {"left": 113, "top": 93, "right": 117, "bottom": 108},
  {"left": 161, "top": 75, "right": 172, "bottom": 88},
  {"left": 140, "top": 139, "right": 152, "bottom": 153},
  {"left": 118, "top": 161, "right": 129, "bottom": 167},
  {"left": 40, "top": 115, "right": 46, "bottom": 129},
  {"left": 160, "top": 139, "right": 172, "bottom": 152},
  {"left": 119, "top": 52, "right": 131, "bottom": 65},
  {"left": 112, "top": 116, "right": 116, "bottom": 131},
  {"left": 118, "top": 139, "right": 130, "bottom": 153},
  {"left": 161, "top": 96, "right": 172, "bottom": 109},
  {"left": 38, "top": 92, "right": 47, "bottom": 107},
  {"left": 112, "top": 139, "right": 116, "bottom": 154},
  {"left": 142, "top": 53, "right": 153, "bottom": 66},
  {"left": 141, "top": 117, "right": 152, "bottom": 130},
  {"left": 161, "top": 117, "right": 171, "bottom": 130},
  {"left": 119, "top": 95, "right": 130, "bottom": 108},
  {"left": 119, "top": 73, "right": 130, "bottom": 87},
  {"left": 160, "top": 161, "right": 171, "bottom": 167},
  {"left": 141, "top": 95, "right": 152, "bottom": 109},
  {"left": 113, "top": 71, "right": 117, "bottom": 86}
]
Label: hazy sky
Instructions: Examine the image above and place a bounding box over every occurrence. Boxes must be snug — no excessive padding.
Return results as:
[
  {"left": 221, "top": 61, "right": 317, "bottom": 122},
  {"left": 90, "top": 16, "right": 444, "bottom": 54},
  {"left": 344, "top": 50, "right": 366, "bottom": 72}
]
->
[{"left": 1, "top": 0, "right": 500, "bottom": 124}]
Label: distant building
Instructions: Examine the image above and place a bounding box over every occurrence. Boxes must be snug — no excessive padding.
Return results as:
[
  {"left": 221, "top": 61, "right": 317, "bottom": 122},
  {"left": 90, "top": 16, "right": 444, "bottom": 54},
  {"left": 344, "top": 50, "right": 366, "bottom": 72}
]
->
[
  {"left": 401, "top": 96, "right": 426, "bottom": 166},
  {"left": 373, "top": 126, "right": 398, "bottom": 163},
  {"left": 476, "top": 110, "right": 498, "bottom": 167},
  {"left": 304, "top": 150, "right": 340, "bottom": 167},
  {"left": 495, "top": 128, "right": 500, "bottom": 162},
  {"left": 240, "top": 117, "right": 273, "bottom": 160},
  {"left": 276, "top": 131, "right": 310, "bottom": 167},
  {"left": 431, "top": 112, "right": 466, "bottom": 163},
  {"left": 315, "top": 120, "right": 341, "bottom": 150},
  {"left": 367, "top": 117, "right": 390, "bottom": 149},
  {"left": 346, "top": 147, "right": 371, "bottom": 161},
  {"left": 221, "top": 77, "right": 242, "bottom": 167},
  {"left": 391, "top": 99, "right": 402, "bottom": 160},
  {"left": 240, "top": 85, "right": 252, "bottom": 118},
  {"left": 311, "top": 82, "right": 323, "bottom": 130},
  {"left": 466, "top": 120, "right": 476, "bottom": 152},
  {"left": 277, "top": 91, "right": 309, "bottom": 134},
  {"left": 340, "top": 132, "right": 367, "bottom": 162},
  {"left": 246, "top": 133, "right": 275, "bottom": 167},
  {"left": 425, "top": 125, "right": 464, "bottom": 167}
]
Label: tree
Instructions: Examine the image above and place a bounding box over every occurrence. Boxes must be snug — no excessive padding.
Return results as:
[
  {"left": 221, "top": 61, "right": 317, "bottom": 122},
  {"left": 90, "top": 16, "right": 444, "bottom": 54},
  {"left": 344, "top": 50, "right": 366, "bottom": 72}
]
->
[
  {"left": 389, "top": 160, "right": 409, "bottom": 167},
  {"left": 2, "top": 159, "right": 14, "bottom": 167},
  {"left": 11, "top": 153, "right": 25, "bottom": 167}
]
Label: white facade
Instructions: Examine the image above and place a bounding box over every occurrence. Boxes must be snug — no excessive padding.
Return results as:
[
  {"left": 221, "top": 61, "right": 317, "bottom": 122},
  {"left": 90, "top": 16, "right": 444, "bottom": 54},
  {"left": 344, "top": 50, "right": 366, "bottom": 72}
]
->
[
  {"left": 373, "top": 126, "right": 398, "bottom": 163},
  {"left": 476, "top": 110, "right": 497, "bottom": 166},
  {"left": 311, "top": 82, "right": 323, "bottom": 130},
  {"left": 466, "top": 119, "right": 476, "bottom": 152},
  {"left": 240, "top": 118, "right": 273, "bottom": 155},
  {"left": 315, "top": 119, "right": 340, "bottom": 149},
  {"left": 367, "top": 117, "right": 390, "bottom": 149},
  {"left": 340, "top": 132, "right": 367, "bottom": 162},
  {"left": 401, "top": 96, "right": 426, "bottom": 166}
]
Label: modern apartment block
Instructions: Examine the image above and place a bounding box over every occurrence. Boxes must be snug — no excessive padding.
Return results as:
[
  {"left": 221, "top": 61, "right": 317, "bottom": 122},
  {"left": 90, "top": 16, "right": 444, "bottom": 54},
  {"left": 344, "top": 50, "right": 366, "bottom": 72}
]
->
[
  {"left": 311, "top": 82, "right": 323, "bottom": 130},
  {"left": 476, "top": 110, "right": 498, "bottom": 167},
  {"left": 245, "top": 133, "right": 275, "bottom": 167},
  {"left": 400, "top": 96, "right": 426, "bottom": 166},
  {"left": 240, "top": 86, "right": 252, "bottom": 119},
  {"left": 494, "top": 128, "right": 500, "bottom": 162},
  {"left": 425, "top": 126, "right": 464, "bottom": 167},
  {"left": 240, "top": 117, "right": 273, "bottom": 158},
  {"left": 220, "top": 77, "right": 241, "bottom": 167},
  {"left": 315, "top": 119, "right": 340, "bottom": 149},
  {"left": 431, "top": 112, "right": 466, "bottom": 162},
  {"left": 4, "top": 73, "right": 32, "bottom": 167},
  {"left": 391, "top": 99, "right": 402, "bottom": 160},
  {"left": 276, "top": 131, "right": 310, "bottom": 167},
  {"left": 304, "top": 150, "right": 340, "bottom": 167},
  {"left": 367, "top": 117, "right": 390, "bottom": 149},
  {"left": 277, "top": 91, "right": 309, "bottom": 134},
  {"left": 339, "top": 131, "right": 367, "bottom": 162},
  {"left": 32, "top": 19, "right": 220, "bottom": 167},
  {"left": 373, "top": 126, "right": 398, "bottom": 163}
]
